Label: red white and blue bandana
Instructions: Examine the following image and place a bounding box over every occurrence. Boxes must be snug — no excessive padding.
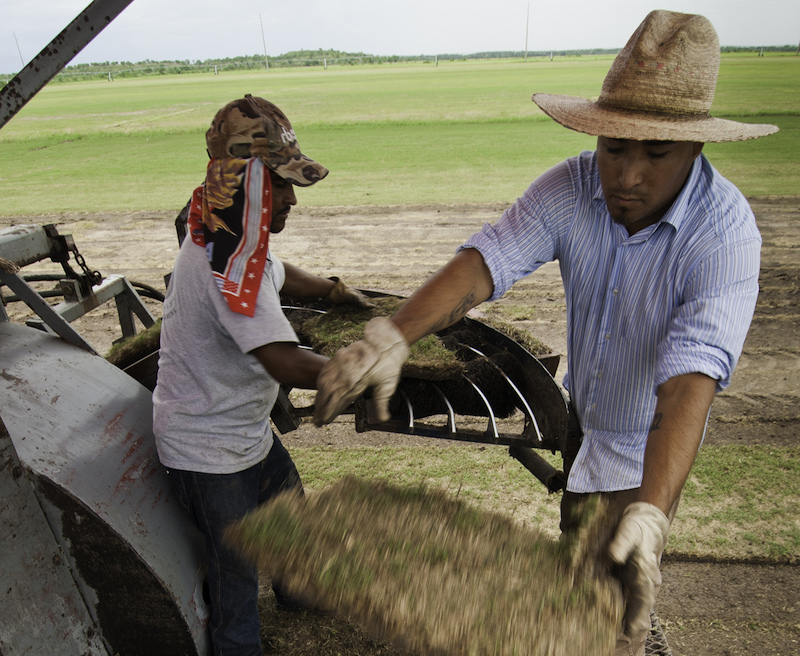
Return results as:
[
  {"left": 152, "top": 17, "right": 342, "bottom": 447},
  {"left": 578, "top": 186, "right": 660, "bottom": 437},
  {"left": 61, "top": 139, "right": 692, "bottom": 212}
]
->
[{"left": 188, "top": 157, "right": 272, "bottom": 317}]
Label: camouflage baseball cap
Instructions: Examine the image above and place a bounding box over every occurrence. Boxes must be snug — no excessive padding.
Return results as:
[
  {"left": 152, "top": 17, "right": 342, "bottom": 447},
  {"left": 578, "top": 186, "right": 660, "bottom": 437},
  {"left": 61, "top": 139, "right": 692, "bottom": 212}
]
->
[{"left": 205, "top": 95, "right": 328, "bottom": 186}]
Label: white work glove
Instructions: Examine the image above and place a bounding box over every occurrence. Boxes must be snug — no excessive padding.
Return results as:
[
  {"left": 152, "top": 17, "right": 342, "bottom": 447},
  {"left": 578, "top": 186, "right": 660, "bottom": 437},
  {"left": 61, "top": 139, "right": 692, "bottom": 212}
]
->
[
  {"left": 313, "top": 316, "right": 409, "bottom": 426},
  {"left": 608, "top": 502, "right": 671, "bottom": 639},
  {"left": 324, "top": 277, "right": 375, "bottom": 309}
]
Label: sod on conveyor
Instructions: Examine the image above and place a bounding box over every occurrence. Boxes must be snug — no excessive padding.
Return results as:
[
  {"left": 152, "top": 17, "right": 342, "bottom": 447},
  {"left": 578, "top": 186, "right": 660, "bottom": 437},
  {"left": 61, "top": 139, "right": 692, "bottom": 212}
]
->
[{"left": 227, "top": 477, "right": 623, "bottom": 656}]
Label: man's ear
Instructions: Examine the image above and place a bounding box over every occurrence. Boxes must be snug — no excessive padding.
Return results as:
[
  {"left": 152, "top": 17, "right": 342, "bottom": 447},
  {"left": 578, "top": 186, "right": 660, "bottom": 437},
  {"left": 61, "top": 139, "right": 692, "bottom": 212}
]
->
[{"left": 692, "top": 142, "right": 705, "bottom": 160}]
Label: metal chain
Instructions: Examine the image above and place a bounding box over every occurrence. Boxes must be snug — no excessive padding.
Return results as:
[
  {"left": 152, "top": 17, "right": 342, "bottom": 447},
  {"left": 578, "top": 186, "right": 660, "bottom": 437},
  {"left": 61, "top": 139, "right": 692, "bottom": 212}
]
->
[{"left": 69, "top": 243, "right": 102, "bottom": 286}]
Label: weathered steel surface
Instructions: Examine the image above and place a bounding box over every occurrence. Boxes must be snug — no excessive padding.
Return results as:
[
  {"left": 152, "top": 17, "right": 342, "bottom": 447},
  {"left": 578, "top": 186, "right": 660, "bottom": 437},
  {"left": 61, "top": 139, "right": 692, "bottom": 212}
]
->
[
  {"left": 0, "top": 416, "right": 109, "bottom": 655},
  {"left": 0, "top": 0, "right": 134, "bottom": 130},
  {"left": 0, "top": 322, "right": 210, "bottom": 656},
  {"left": 0, "top": 224, "right": 63, "bottom": 267}
]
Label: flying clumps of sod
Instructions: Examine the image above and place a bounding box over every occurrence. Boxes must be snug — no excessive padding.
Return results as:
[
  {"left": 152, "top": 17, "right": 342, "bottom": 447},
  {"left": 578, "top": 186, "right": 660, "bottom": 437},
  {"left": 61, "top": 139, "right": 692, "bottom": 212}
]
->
[{"left": 226, "top": 476, "right": 623, "bottom": 656}]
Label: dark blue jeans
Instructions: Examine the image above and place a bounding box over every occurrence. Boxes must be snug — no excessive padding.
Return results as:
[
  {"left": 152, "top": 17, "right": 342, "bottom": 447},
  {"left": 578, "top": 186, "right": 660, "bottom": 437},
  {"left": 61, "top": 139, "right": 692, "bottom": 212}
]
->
[{"left": 168, "top": 436, "right": 303, "bottom": 656}]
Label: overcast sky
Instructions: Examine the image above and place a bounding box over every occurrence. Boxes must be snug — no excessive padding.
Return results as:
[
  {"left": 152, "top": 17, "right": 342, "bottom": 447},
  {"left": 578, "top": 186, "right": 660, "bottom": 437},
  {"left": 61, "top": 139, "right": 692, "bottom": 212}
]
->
[{"left": 2, "top": 0, "right": 798, "bottom": 75}]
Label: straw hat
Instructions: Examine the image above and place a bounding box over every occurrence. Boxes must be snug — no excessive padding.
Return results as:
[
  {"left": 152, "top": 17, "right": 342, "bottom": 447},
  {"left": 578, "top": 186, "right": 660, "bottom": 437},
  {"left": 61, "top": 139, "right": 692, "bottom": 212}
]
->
[
  {"left": 532, "top": 10, "right": 778, "bottom": 142},
  {"left": 206, "top": 95, "right": 328, "bottom": 186}
]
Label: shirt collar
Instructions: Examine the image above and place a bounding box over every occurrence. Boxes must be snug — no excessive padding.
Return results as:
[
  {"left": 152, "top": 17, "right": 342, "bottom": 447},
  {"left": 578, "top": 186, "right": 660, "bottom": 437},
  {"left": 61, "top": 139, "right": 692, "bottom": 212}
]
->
[{"left": 659, "top": 154, "right": 704, "bottom": 232}]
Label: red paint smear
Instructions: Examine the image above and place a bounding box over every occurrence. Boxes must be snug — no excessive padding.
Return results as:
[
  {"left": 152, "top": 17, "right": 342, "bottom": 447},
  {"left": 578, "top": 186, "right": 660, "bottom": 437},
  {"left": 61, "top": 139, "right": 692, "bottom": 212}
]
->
[
  {"left": 102, "top": 410, "right": 128, "bottom": 447},
  {"left": 114, "top": 452, "right": 159, "bottom": 496},
  {"left": 122, "top": 436, "right": 145, "bottom": 463}
]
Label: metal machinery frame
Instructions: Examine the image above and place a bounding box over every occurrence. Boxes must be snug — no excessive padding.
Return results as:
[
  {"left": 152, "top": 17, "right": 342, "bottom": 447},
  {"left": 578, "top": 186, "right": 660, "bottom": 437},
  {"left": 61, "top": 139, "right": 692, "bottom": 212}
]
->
[
  {"left": 0, "top": 223, "right": 156, "bottom": 351},
  {"left": 0, "top": 225, "right": 211, "bottom": 656}
]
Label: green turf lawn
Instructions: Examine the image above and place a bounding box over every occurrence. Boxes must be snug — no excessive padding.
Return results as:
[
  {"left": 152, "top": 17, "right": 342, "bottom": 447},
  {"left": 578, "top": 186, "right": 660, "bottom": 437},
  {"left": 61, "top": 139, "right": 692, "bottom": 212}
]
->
[
  {"left": 291, "top": 443, "right": 800, "bottom": 562},
  {"left": 3, "top": 55, "right": 798, "bottom": 562},
  {"left": 1, "top": 54, "right": 797, "bottom": 215}
]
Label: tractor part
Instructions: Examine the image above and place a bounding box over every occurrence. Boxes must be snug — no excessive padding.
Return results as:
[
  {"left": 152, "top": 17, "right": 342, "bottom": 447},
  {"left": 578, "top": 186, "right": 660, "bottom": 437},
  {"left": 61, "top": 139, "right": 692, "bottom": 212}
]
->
[
  {"left": 0, "top": 223, "right": 210, "bottom": 655},
  {"left": 0, "top": 322, "right": 210, "bottom": 656},
  {"left": 0, "top": 0, "right": 134, "bottom": 130},
  {"left": 280, "top": 295, "right": 571, "bottom": 492}
]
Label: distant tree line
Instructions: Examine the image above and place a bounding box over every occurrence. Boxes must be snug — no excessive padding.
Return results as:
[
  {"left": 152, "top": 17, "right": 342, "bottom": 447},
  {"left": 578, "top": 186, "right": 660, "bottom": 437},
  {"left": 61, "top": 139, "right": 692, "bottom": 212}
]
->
[
  {"left": 49, "top": 49, "right": 431, "bottom": 82},
  {"left": 720, "top": 45, "right": 798, "bottom": 53},
  {"left": 2, "top": 45, "right": 797, "bottom": 83}
]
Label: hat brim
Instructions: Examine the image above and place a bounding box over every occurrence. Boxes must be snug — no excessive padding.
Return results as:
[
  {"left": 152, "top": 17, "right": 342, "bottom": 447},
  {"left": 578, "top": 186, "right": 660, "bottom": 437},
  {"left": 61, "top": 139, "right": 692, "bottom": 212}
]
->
[
  {"left": 532, "top": 93, "right": 778, "bottom": 143},
  {"left": 268, "top": 154, "right": 329, "bottom": 187}
]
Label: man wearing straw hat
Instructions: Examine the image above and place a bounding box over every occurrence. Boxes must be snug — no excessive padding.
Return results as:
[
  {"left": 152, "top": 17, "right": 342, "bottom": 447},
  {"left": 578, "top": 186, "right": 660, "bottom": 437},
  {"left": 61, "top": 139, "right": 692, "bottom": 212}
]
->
[{"left": 312, "top": 9, "right": 778, "bottom": 655}]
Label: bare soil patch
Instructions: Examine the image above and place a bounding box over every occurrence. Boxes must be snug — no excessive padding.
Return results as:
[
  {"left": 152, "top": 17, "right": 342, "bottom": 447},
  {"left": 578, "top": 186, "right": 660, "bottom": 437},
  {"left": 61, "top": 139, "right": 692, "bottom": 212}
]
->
[{"left": 2, "top": 197, "right": 798, "bottom": 655}]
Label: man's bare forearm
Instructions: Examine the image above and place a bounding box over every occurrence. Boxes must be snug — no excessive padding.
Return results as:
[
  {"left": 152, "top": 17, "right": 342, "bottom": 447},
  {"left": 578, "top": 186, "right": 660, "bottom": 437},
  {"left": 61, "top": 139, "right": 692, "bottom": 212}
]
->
[
  {"left": 391, "top": 248, "right": 494, "bottom": 345},
  {"left": 638, "top": 372, "right": 717, "bottom": 514},
  {"left": 281, "top": 262, "right": 336, "bottom": 298},
  {"left": 252, "top": 342, "right": 328, "bottom": 388}
]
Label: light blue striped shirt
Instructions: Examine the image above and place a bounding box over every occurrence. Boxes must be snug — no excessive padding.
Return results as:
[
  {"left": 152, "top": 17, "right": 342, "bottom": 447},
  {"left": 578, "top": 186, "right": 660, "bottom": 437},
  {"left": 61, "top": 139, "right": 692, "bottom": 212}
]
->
[{"left": 462, "top": 151, "right": 761, "bottom": 493}]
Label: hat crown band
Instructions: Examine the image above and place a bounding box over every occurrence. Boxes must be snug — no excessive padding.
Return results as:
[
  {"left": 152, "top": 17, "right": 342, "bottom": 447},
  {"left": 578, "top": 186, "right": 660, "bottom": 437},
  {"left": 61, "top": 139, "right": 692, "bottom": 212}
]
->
[{"left": 599, "top": 59, "right": 717, "bottom": 118}]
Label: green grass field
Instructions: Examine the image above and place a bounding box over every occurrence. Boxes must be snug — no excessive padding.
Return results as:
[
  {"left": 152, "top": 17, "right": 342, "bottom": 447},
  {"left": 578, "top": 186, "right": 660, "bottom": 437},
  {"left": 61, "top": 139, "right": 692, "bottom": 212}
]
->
[
  {"left": 3, "top": 55, "right": 798, "bottom": 562},
  {"left": 1, "top": 54, "right": 798, "bottom": 215},
  {"left": 290, "top": 443, "right": 800, "bottom": 562}
]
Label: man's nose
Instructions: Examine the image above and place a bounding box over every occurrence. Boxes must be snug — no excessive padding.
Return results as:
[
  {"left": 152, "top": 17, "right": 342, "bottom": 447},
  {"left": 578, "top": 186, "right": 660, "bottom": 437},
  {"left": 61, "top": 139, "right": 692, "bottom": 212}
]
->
[
  {"left": 286, "top": 185, "right": 297, "bottom": 206},
  {"left": 618, "top": 156, "right": 644, "bottom": 190}
]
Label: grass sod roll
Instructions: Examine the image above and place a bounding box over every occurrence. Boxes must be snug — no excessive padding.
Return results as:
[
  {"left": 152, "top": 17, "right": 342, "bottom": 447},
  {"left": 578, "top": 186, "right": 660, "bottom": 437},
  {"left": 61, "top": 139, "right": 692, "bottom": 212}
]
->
[
  {"left": 105, "top": 319, "right": 162, "bottom": 368},
  {"left": 288, "top": 295, "right": 554, "bottom": 418},
  {"left": 226, "top": 477, "right": 623, "bottom": 656},
  {"left": 292, "top": 296, "right": 465, "bottom": 380}
]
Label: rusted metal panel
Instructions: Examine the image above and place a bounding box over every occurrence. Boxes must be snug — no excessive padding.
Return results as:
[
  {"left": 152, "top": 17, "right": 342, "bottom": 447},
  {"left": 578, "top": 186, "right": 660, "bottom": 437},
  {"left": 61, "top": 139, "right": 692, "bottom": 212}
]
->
[
  {"left": 0, "top": 322, "right": 210, "bottom": 656},
  {"left": 0, "top": 0, "right": 134, "bottom": 130},
  {"left": 0, "top": 415, "right": 109, "bottom": 655}
]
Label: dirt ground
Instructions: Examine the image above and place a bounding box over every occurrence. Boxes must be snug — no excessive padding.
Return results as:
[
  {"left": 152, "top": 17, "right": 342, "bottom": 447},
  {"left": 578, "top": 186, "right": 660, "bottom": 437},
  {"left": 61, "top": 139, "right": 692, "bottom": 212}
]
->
[{"left": 2, "top": 197, "right": 799, "bottom": 655}]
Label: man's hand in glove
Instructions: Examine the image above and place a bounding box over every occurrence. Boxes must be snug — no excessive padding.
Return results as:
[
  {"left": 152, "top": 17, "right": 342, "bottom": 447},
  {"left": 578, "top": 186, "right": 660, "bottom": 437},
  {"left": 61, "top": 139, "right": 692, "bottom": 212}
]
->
[
  {"left": 608, "top": 502, "right": 671, "bottom": 639},
  {"left": 313, "top": 316, "right": 409, "bottom": 426},
  {"left": 324, "top": 277, "right": 375, "bottom": 309}
]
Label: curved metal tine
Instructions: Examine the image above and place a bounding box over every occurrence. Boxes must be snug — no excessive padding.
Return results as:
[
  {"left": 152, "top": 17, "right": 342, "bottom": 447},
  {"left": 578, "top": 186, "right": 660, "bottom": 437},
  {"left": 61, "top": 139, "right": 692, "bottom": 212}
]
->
[
  {"left": 281, "top": 305, "right": 327, "bottom": 314},
  {"left": 400, "top": 390, "right": 415, "bottom": 430},
  {"left": 465, "top": 345, "right": 543, "bottom": 443},
  {"left": 496, "top": 371, "right": 543, "bottom": 443},
  {"left": 464, "top": 377, "right": 499, "bottom": 439},
  {"left": 431, "top": 383, "right": 457, "bottom": 434}
]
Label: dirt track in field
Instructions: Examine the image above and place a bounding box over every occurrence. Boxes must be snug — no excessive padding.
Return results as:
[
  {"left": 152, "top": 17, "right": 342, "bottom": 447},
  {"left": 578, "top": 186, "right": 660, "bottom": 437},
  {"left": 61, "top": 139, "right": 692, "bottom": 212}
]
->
[{"left": 2, "top": 196, "right": 798, "bottom": 655}]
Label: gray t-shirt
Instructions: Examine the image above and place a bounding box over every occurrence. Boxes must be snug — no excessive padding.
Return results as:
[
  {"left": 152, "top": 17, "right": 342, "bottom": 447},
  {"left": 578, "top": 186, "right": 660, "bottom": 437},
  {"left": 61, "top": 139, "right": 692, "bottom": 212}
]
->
[{"left": 152, "top": 240, "right": 299, "bottom": 474}]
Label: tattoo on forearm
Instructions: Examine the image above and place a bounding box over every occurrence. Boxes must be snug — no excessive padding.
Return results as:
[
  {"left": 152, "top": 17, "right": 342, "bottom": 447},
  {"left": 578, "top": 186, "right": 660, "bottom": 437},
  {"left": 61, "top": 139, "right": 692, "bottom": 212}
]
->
[
  {"left": 430, "top": 291, "right": 478, "bottom": 333},
  {"left": 650, "top": 413, "right": 663, "bottom": 432},
  {"left": 449, "top": 293, "right": 477, "bottom": 324}
]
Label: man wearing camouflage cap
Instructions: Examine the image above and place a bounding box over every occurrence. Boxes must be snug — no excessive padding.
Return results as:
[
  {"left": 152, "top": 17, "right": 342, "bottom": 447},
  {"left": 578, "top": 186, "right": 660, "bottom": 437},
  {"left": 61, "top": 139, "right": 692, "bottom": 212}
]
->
[
  {"left": 153, "top": 95, "right": 371, "bottom": 656},
  {"left": 312, "top": 10, "right": 778, "bottom": 656}
]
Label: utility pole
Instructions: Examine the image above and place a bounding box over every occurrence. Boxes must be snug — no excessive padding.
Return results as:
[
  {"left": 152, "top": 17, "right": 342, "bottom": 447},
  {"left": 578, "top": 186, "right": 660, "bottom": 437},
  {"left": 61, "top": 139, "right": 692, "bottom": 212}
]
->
[
  {"left": 524, "top": 2, "right": 530, "bottom": 61},
  {"left": 260, "top": 14, "right": 269, "bottom": 71},
  {"left": 13, "top": 32, "right": 24, "bottom": 68}
]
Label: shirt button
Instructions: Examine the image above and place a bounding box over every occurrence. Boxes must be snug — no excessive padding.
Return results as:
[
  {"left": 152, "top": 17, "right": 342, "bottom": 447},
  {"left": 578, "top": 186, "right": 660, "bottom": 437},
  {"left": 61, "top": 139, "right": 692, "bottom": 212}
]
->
[
  {"left": 612, "top": 288, "right": 619, "bottom": 296},
  {"left": 597, "top": 371, "right": 603, "bottom": 379},
  {"left": 604, "top": 333, "right": 611, "bottom": 340}
]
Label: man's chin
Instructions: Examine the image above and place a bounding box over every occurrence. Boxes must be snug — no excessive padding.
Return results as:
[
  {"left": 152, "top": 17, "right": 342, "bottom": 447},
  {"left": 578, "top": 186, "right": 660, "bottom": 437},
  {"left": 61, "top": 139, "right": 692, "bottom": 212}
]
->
[{"left": 609, "top": 210, "right": 638, "bottom": 227}]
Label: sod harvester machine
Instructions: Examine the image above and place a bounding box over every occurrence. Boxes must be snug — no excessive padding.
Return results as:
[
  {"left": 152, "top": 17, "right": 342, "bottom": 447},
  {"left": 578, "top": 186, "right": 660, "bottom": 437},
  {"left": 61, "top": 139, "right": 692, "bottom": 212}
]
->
[
  {"left": 0, "top": 2, "right": 671, "bottom": 654},
  {"left": 0, "top": 211, "right": 573, "bottom": 656}
]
